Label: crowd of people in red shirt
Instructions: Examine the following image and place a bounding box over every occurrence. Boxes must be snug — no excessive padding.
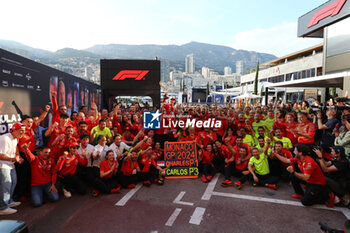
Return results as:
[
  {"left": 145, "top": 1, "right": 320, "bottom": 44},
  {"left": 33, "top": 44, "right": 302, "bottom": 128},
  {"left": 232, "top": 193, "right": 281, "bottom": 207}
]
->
[{"left": 1, "top": 91, "right": 350, "bottom": 215}]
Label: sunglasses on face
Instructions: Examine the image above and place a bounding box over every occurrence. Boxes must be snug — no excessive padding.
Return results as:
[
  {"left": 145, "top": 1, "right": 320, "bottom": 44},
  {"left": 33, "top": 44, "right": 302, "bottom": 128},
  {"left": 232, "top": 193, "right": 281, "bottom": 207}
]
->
[{"left": 70, "top": 146, "right": 79, "bottom": 149}]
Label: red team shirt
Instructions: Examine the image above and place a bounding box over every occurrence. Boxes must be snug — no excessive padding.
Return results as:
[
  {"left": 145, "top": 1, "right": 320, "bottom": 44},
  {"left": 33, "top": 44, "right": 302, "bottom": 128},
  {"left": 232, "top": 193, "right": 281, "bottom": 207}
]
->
[
  {"left": 25, "top": 149, "right": 57, "bottom": 186},
  {"left": 290, "top": 156, "right": 326, "bottom": 185},
  {"left": 99, "top": 160, "right": 118, "bottom": 179}
]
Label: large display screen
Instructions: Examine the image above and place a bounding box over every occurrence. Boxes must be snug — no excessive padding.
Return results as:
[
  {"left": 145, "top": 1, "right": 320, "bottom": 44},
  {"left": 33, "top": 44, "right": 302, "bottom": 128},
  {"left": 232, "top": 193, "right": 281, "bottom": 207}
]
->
[{"left": 0, "top": 48, "right": 101, "bottom": 134}]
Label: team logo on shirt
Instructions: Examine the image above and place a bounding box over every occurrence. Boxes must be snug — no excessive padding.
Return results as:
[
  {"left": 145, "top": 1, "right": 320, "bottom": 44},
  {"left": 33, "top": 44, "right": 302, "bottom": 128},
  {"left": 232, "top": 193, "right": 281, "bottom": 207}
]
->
[{"left": 143, "top": 111, "right": 161, "bottom": 129}]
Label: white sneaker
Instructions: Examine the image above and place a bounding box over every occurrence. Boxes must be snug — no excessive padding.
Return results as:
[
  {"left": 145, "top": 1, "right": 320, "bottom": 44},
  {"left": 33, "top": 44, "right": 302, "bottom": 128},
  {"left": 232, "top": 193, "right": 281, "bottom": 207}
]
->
[
  {"left": 62, "top": 188, "right": 72, "bottom": 198},
  {"left": 0, "top": 208, "right": 17, "bottom": 215},
  {"left": 8, "top": 201, "right": 21, "bottom": 208}
]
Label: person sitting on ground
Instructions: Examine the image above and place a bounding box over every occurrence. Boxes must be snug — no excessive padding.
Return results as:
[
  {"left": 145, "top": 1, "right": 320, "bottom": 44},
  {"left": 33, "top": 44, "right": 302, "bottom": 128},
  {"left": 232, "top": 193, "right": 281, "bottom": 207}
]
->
[
  {"left": 235, "top": 147, "right": 278, "bottom": 190},
  {"left": 215, "top": 140, "right": 235, "bottom": 187},
  {"left": 269, "top": 141, "right": 293, "bottom": 180},
  {"left": 22, "top": 145, "right": 59, "bottom": 207},
  {"left": 92, "top": 150, "right": 120, "bottom": 197},
  {"left": 199, "top": 143, "right": 215, "bottom": 183},
  {"left": 118, "top": 150, "right": 141, "bottom": 189},
  {"left": 56, "top": 142, "right": 88, "bottom": 198},
  {"left": 138, "top": 146, "right": 164, "bottom": 186}
]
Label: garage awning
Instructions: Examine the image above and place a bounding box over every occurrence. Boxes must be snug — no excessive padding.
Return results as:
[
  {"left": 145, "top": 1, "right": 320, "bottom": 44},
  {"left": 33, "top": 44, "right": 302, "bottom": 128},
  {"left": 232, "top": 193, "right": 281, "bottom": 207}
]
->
[{"left": 265, "top": 71, "right": 349, "bottom": 89}]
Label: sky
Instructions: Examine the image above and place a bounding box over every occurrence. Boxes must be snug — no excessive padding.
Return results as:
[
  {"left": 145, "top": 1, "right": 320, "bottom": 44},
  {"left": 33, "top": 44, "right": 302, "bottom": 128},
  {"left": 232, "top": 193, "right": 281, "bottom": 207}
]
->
[{"left": 0, "top": 0, "right": 326, "bottom": 57}]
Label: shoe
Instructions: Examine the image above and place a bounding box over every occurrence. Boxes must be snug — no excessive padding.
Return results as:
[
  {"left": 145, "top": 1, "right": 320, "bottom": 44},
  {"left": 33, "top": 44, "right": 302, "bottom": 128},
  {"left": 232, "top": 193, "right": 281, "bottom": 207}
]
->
[
  {"left": 267, "top": 184, "right": 277, "bottom": 190},
  {"left": 0, "top": 208, "right": 17, "bottom": 215},
  {"left": 128, "top": 184, "right": 136, "bottom": 189},
  {"left": 157, "top": 178, "right": 164, "bottom": 185},
  {"left": 111, "top": 187, "right": 120, "bottom": 194},
  {"left": 291, "top": 194, "right": 303, "bottom": 199},
  {"left": 201, "top": 175, "right": 207, "bottom": 183},
  {"left": 152, "top": 178, "right": 158, "bottom": 184},
  {"left": 342, "top": 194, "right": 350, "bottom": 206},
  {"left": 234, "top": 181, "right": 242, "bottom": 190},
  {"left": 334, "top": 196, "right": 341, "bottom": 204},
  {"left": 206, "top": 176, "right": 212, "bottom": 181},
  {"left": 62, "top": 188, "right": 72, "bottom": 198},
  {"left": 221, "top": 179, "right": 233, "bottom": 187},
  {"left": 8, "top": 201, "right": 21, "bottom": 208},
  {"left": 92, "top": 190, "right": 100, "bottom": 197},
  {"left": 326, "top": 193, "right": 335, "bottom": 208},
  {"left": 253, "top": 183, "right": 257, "bottom": 187},
  {"left": 19, "top": 196, "right": 27, "bottom": 203},
  {"left": 143, "top": 181, "right": 151, "bottom": 187}
]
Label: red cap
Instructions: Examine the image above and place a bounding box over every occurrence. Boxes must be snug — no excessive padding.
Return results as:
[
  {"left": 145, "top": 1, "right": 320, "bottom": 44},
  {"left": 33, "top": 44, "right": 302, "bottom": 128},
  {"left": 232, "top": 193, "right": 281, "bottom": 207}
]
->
[
  {"left": 171, "top": 97, "right": 176, "bottom": 100},
  {"left": 69, "top": 142, "right": 79, "bottom": 148},
  {"left": 11, "top": 123, "right": 25, "bottom": 131}
]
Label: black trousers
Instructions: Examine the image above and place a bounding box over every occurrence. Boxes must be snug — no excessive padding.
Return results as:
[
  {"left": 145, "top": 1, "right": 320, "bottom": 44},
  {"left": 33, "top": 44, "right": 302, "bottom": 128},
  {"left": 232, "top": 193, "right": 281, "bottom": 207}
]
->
[
  {"left": 138, "top": 166, "right": 159, "bottom": 182},
  {"left": 93, "top": 177, "right": 119, "bottom": 193},
  {"left": 239, "top": 172, "right": 279, "bottom": 186},
  {"left": 290, "top": 174, "right": 329, "bottom": 206},
  {"left": 117, "top": 172, "right": 138, "bottom": 188},
  {"left": 14, "top": 151, "right": 31, "bottom": 199},
  {"left": 200, "top": 163, "right": 215, "bottom": 177},
  {"left": 75, "top": 166, "right": 99, "bottom": 185},
  {"left": 60, "top": 175, "right": 87, "bottom": 195},
  {"left": 325, "top": 177, "right": 347, "bottom": 198}
]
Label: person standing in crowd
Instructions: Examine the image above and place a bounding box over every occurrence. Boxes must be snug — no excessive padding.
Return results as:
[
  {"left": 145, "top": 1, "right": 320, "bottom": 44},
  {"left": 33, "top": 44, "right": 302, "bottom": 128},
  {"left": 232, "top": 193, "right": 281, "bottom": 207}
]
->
[
  {"left": 315, "top": 108, "right": 339, "bottom": 147},
  {"left": 90, "top": 119, "right": 113, "bottom": 145},
  {"left": 292, "top": 112, "right": 316, "bottom": 145},
  {"left": 0, "top": 123, "right": 25, "bottom": 215}
]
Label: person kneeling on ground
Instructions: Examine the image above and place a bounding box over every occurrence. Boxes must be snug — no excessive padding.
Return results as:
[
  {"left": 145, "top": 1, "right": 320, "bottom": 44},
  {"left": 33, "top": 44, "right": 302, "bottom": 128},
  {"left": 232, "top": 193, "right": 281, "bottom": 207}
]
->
[
  {"left": 274, "top": 144, "right": 331, "bottom": 207},
  {"left": 234, "top": 148, "right": 278, "bottom": 190},
  {"left": 56, "top": 142, "right": 88, "bottom": 198},
  {"left": 92, "top": 150, "right": 120, "bottom": 197},
  {"left": 23, "top": 144, "right": 59, "bottom": 207}
]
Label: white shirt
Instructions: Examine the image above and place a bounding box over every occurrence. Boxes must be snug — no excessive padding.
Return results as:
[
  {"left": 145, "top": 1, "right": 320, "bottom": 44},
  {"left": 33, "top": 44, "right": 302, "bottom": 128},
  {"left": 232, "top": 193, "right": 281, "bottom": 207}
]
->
[
  {"left": 0, "top": 133, "right": 17, "bottom": 169},
  {"left": 92, "top": 144, "right": 111, "bottom": 167},
  {"left": 108, "top": 142, "right": 130, "bottom": 158},
  {"left": 77, "top": 143, "right": 95, "bottom": 167}
]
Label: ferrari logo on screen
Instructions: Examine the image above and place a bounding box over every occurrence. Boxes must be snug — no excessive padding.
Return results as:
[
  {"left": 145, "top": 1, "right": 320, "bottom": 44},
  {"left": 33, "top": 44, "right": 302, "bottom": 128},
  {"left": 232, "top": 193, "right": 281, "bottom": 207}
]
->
[
  {"left": 112, "top": 70, "right": 149, "bottom": 80},
  {"left": 307, "top": 0, "right": 346, "bottom": 28}
]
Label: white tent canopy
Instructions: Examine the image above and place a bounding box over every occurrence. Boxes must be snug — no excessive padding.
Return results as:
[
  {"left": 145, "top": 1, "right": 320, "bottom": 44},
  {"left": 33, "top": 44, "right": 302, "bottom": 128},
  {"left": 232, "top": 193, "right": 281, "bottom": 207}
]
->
[{"left": 233, "top": 93, "right": 262, "bottom": 99}]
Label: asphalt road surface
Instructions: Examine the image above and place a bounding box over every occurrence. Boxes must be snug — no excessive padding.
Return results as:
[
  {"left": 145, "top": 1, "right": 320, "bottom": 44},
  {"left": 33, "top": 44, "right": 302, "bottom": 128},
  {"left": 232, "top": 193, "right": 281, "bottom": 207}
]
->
[{"left": 1, "top": 174, "right": 349, "bottom": 233}]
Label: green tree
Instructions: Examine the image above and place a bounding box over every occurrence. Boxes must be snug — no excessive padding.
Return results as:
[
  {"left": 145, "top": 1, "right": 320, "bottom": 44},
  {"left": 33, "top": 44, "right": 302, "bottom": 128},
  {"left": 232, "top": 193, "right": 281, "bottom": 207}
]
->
[
  {"left": 254, "top": 60, "right": 260, "bottom": 95},
  {"left": 206, "top": 82, "right": 210, "bottom": 103}
]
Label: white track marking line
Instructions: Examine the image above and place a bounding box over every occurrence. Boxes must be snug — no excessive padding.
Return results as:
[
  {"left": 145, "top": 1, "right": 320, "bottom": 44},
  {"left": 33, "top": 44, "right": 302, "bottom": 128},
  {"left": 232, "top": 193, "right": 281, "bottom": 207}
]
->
[
  {"left": 165, "top": 208, "right": 182, "bottom": 226},
  {"left": 189, "top": 207, "right": 206, "bottom": 225},
  {"left": 115, "top": 183, "right": 142, "bottom": 206},
  {"left": 212, "top": 190, "right": 350, "bottom": 219},
  {"left": 201, "top": 173, "right": 350, "bottom": 220},
  {"left": 201, "top": 173, "right": 220, "bottom": 200},
  {"left": 173, "top": 191, "right": 194, "bottom": 206}
]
